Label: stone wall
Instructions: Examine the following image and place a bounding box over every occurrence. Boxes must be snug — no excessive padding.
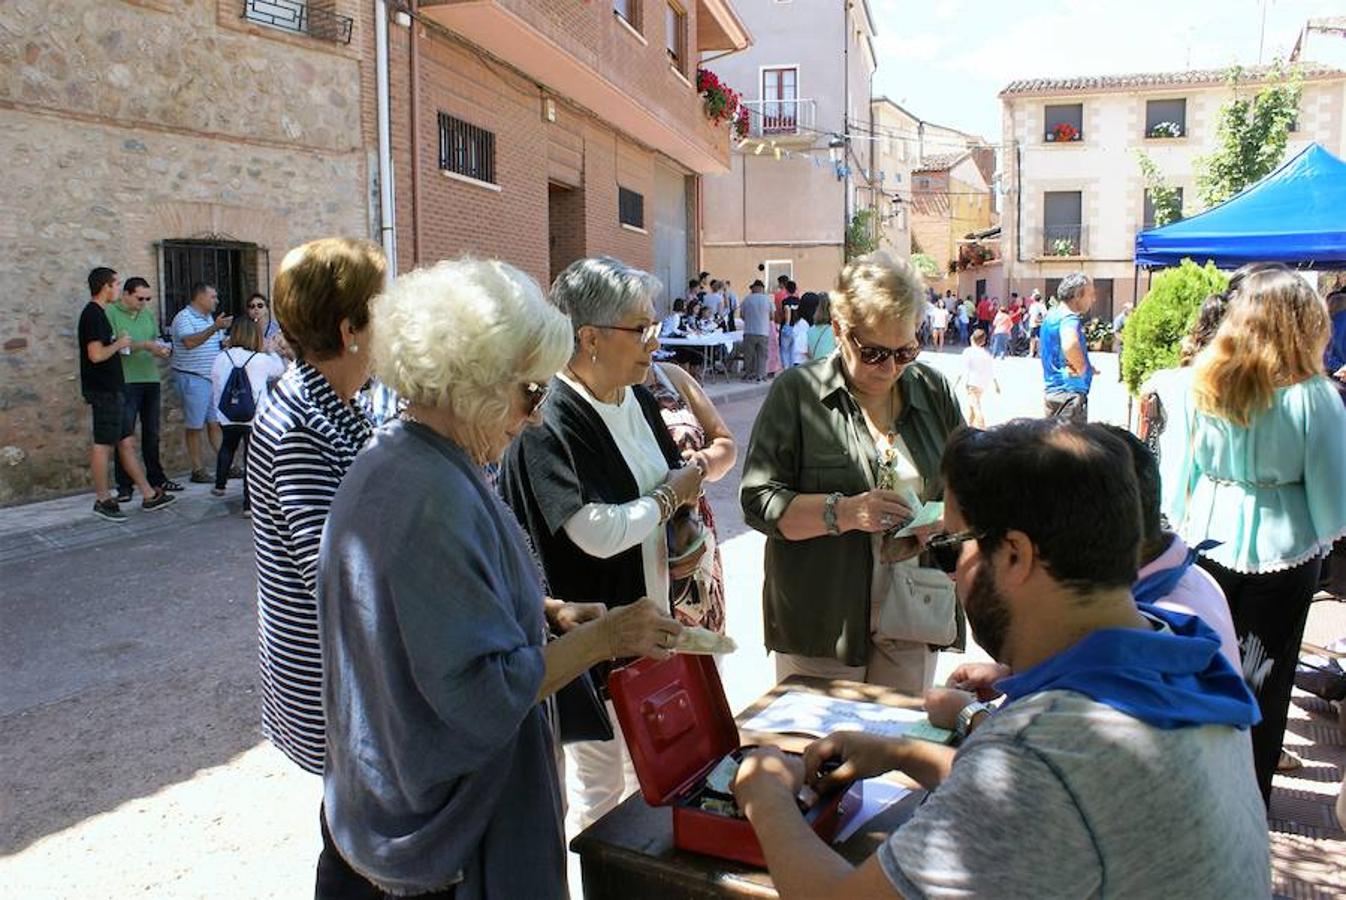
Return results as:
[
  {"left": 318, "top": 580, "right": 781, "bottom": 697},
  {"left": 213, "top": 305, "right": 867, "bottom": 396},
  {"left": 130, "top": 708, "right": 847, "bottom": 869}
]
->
[{"left": 0, "top": 0, "right": 371, "bottom": 505}]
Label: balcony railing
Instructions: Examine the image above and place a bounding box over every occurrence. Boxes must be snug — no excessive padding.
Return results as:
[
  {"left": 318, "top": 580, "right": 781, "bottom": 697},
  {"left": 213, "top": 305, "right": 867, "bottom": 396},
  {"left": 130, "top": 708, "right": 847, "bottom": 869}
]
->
[
  {"left": 739, "top": 99, "right": 817, "bottom": 139},
  {"left": 1040, "top": 224, "right": 1089, "bottom": 257},
  {"left": 242, "top": 0, "right": 354, "bottom": 44}
]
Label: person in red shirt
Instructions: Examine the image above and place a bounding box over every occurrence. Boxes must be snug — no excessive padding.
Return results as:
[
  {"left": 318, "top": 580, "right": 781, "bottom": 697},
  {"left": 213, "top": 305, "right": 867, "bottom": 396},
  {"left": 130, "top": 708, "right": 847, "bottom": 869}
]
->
[{"left": 976, "top": 296, "right": 996, "bottom": 336}]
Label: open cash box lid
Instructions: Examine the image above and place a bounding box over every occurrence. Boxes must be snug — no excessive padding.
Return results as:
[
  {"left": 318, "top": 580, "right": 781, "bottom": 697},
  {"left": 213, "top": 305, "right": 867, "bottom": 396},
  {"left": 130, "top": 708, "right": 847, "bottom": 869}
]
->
[{"left": 608, "top": 655, "right": 741, "bottom": 806}]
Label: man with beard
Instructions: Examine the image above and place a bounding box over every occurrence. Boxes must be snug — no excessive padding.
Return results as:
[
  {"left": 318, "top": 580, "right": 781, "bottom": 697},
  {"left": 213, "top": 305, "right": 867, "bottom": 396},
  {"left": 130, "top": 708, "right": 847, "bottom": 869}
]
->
[{"left": 731, "top": 420, "right": 1269, "bottom": 899}]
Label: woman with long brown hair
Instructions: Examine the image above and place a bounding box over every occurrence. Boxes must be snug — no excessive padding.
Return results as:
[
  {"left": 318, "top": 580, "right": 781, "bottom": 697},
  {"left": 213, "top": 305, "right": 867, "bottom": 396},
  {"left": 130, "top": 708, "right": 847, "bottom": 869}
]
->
[{"left": 1169, "top": 263, "right": 1346, "bottom": 804}]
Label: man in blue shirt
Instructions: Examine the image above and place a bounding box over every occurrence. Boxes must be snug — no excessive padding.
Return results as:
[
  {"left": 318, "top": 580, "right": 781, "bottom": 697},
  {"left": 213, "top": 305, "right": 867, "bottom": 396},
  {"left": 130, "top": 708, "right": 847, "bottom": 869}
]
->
[{"left": 1039, "top": 272, "right": 1097, "bottom": 423}]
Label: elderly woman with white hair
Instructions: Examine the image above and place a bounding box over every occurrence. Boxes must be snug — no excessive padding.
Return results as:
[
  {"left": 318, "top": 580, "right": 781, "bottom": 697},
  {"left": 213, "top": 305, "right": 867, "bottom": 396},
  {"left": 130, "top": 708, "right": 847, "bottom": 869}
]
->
[
  {"left": 316, "top": 258, "right": 682, "bottom": 899},
  {"left": 499, "top": 256, "right": 706, "bottom": 830},
  {"left": 741, "top": 251, "right": 966, "bottom": 694}
]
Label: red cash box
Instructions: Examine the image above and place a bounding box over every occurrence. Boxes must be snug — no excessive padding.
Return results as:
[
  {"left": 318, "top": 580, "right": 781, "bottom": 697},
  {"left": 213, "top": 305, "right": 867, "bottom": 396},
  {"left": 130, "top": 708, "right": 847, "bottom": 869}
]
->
[{"left": 608, "top": 655, "right": 864, "bottom": 869}]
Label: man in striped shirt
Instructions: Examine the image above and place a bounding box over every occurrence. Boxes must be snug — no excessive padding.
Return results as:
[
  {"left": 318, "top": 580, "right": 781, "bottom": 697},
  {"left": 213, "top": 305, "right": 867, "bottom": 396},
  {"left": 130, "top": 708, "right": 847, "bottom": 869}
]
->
[{"left": 170, "top": 283, "right": 230, "bottom": 482}]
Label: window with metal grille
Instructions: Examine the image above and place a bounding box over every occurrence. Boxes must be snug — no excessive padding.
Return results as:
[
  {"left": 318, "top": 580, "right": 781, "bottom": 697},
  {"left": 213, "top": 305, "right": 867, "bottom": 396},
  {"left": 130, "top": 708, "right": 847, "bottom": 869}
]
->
[
  {"left": 157, "top": 239, "right": 268, "bottom": 326},
  {"left": 619, "top": 187, "right": 645, "bottom": 229},
  {"left": 438, "top": 113, "right": 496, "bottom": 185}
]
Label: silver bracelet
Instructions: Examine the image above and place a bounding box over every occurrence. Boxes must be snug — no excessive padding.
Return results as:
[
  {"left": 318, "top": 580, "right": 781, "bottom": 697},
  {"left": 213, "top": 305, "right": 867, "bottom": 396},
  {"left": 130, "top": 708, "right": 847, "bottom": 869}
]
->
[{"left": 823, "top": 492, "right": 843, "bottom": 536}]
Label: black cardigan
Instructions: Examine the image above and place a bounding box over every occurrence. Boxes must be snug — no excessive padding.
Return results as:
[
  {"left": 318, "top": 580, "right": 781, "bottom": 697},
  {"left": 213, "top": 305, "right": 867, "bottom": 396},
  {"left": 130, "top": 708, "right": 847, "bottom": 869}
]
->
[{"left": 500, "top": 377, "right": 681, "bottom": 616}]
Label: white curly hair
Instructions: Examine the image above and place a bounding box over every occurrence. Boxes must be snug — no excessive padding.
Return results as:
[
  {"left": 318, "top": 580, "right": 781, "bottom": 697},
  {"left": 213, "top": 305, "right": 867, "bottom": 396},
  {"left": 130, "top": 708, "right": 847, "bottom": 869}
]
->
[{"left": 371, "top": 257, "right": 571, "bottom": 434}]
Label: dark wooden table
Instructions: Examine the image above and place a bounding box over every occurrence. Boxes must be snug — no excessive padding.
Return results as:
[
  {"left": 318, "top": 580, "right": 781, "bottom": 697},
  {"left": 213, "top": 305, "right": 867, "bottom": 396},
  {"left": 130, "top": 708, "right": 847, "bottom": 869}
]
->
[{"left": 571, "top": 676, "right": 929, "bottom": 899}]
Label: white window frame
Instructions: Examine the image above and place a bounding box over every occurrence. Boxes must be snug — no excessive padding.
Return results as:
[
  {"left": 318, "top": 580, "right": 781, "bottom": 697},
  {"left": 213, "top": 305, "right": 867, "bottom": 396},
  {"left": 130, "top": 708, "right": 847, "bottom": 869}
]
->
[{"left": 763, "top": 259, "right": 794, "bottom": 291}]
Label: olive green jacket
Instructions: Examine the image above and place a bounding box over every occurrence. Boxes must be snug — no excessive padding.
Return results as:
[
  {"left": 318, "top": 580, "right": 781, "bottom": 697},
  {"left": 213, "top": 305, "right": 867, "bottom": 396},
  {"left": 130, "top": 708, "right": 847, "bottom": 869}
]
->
[{"left": 739, "top": 356, "right": 967, "bottom": 666}]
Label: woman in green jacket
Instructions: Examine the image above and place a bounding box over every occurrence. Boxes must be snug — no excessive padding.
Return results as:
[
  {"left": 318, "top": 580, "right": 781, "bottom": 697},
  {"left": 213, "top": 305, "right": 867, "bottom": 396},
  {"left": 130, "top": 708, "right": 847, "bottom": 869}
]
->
[{"left": 740, "top": 252, "right": 966, "bottom": 693}]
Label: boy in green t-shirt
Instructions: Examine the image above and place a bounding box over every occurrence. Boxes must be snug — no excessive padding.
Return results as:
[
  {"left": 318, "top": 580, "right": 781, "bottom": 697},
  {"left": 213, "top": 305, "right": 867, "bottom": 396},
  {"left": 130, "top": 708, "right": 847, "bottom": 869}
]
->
[{"left": 105, "top": 278, "right": 179, "bottom": 500}]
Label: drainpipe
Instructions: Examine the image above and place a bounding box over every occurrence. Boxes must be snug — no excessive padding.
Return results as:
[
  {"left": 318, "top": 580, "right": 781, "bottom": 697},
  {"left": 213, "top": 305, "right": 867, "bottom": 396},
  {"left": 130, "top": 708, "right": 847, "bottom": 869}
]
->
[
  {"left": 842, "top": 0, "right": 850, "bottom": 261},
  {"left": 375, "top": 0, "right": 398, "bottom": 283},
  {"left": 408, "top": 0, "right": 422, "bottom": 267}
]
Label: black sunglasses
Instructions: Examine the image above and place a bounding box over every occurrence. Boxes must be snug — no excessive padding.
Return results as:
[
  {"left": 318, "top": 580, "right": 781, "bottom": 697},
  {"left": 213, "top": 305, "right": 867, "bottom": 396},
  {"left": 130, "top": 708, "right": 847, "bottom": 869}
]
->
[
  {"left": 523, "top": 381, "right": 549, "bottom": 414},
  {"left": 847, "top": 332, "right": 921, "bottom": 366},
  {"left": 926, "top": 529, "right": 983, "bottom": 574}
]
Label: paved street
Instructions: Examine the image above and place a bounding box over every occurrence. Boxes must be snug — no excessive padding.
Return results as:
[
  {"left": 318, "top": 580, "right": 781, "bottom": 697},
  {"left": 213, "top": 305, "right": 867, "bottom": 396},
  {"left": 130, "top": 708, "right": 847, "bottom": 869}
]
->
[{"left": 2, "top": 352, "right": 1342, "bottom": 898}]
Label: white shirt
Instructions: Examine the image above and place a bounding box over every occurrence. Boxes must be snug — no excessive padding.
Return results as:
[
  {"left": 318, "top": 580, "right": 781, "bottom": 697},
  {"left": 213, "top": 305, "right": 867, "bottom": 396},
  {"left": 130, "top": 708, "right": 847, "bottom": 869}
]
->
[
  {"left": 1029, "top": 301, "right": 1047, "bottom": 326},
  {"left": 211, "top": 348, "right": 287, "bottom": 425},
  {"left": 931, "top": 306, "right": 950, "bottom": 329},
  {"left": 556, "top": 371, "right": 671, "bottom": 612},
  {"left": 963, "top": 345, "right": 995, "bottom": 390}
]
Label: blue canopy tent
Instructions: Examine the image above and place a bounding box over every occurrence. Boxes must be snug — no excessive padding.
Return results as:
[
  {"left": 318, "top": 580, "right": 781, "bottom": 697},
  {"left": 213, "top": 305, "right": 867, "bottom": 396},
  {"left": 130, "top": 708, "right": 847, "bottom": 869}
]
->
[{"left": 1134, "top": 142, "right": 1346, "bottom": 270}]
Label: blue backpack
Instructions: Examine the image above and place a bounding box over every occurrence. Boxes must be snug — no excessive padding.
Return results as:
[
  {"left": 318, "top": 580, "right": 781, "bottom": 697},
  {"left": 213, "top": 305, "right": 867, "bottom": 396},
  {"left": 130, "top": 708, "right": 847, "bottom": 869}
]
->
[{"left": 218, "top": 351, "right": 260, "bottom": 421}]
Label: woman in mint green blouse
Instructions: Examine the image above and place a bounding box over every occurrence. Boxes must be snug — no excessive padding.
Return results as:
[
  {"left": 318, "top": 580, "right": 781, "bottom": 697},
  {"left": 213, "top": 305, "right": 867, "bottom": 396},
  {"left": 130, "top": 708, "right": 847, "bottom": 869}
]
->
[{"left": 1166, "top": 264, "right": 1346, "bottom": 804}]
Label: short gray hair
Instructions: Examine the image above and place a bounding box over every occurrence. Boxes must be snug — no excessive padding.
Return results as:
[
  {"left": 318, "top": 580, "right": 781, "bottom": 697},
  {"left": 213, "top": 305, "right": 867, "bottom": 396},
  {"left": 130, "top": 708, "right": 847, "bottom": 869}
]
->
[
  {"left": 1057, "top": 273, "right": 1092, "bottom": 303},
  {"left": 550, "top": 257, "right": 661, "bottom": 333}
]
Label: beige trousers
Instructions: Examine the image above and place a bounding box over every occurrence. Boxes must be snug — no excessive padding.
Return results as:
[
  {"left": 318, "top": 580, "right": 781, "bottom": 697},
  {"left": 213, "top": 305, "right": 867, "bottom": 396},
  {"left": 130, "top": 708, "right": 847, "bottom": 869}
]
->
[{"left": 774, "top": 638, "right": 939, "bottom": 696}]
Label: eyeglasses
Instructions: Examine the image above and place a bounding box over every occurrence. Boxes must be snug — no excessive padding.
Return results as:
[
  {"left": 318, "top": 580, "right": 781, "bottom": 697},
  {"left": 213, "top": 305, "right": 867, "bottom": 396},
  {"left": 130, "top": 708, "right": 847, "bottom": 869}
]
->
[
  {"left": 248, "top": 302, "right": 266, "bottom": 310},
  {"left": 523, "top": 381, "right": 549, "bottom": 415},
  {"left": 847, "top": 332, "right": 921, "bottom": 367},
  {"left": 600, "top": 323, "right": 661, "bottom": 344},
  {"left": 926, "top": 529, "right": 983, "bottom": 574}
]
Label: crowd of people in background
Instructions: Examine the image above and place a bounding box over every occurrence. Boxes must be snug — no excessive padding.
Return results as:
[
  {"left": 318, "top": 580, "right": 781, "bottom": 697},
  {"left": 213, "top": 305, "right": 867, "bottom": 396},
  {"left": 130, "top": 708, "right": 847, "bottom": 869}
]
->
[
  {"left": 72, "top": 243, "right": 1346, "bottom": 898},
  {"left": 77, "top": 269, "right": 294, "bottom": 521}
]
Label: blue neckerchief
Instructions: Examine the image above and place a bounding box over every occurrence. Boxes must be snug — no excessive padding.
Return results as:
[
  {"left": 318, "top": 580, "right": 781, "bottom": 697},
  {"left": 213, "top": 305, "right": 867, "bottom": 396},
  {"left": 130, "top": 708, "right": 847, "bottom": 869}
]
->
[
  {"left": 995, "top": 604, "right": 1260, "bottom": 730},
  {"left": 1132, "top": 538, "right": 1221, "bottom": 606}
]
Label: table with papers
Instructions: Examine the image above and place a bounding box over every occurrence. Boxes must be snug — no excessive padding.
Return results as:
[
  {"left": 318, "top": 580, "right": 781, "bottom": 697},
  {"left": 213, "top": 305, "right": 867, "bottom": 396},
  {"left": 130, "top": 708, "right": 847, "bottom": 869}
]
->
[{"left": 571, "top": 676, "right": 944, "bottom": 899}]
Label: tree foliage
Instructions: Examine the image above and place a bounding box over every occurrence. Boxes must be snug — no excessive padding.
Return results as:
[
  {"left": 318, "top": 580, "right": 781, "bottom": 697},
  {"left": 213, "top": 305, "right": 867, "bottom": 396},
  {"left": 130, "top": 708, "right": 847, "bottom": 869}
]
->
[
  {"left": 1195, "top": 63, "right": 1303, "bottom": 208},
  {"left": 846, "top": 209, "right": 879, "bottom": 259},
  {"left": 1121, "top": 260, "right": 1228, "bottom": 394},
  {"left": 1135, "top": 151, "right": 1182, "bottom": 228},
  {"left": 910, "top": 252, "right": 940, "bottom": 280}
]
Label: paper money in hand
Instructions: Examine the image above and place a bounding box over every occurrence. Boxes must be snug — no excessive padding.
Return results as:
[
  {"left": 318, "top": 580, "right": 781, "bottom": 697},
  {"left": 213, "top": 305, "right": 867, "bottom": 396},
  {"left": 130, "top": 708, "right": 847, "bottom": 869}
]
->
[{"left": 675, "top": 626, "right": 737, "bottom": 655}]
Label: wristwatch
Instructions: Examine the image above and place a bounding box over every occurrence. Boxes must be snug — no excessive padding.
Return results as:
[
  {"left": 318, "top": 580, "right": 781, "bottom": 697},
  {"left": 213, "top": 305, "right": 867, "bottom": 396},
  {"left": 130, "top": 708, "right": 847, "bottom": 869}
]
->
[
  {"left": 954, "top": 701, "right": 993, "bottom": 741},
  {"left": 823, "top": 492, "right": 843, "bottom": 536}
]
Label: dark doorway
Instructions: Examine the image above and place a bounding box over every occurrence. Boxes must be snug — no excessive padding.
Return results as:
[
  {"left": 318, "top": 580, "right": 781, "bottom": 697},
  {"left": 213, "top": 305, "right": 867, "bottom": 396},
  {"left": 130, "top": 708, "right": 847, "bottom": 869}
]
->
[
  {"left": 975, "top": 278, "right": 987, "bottom": 300},
  {"left": 158, "top": 240, "right": 267, "bottom": 324},
  {"left": 548, "top": 183, "right": 586, "bottom": 285},
  {"left": 1094, "top": 278, "right": 1115, "bottom": 320}
]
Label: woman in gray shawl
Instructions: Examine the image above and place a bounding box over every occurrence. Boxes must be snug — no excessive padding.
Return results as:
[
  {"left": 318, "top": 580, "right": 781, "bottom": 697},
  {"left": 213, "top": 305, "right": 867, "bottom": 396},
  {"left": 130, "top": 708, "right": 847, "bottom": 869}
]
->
[{"left": 317, "top": 258, "right": 682, "bottom": 898}]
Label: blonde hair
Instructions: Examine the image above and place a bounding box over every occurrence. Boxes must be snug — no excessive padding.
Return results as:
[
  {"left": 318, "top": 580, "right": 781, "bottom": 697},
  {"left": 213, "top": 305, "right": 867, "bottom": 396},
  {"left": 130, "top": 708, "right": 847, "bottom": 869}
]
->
[
  {"left": 228, "top": 316, "right": 262, "bottom": 352},
  {"left": 272, "top": 238, "right": 386, "bottom": 361},
  {"left": 831, "top": 251, "right": 923, "bottom": 332},
  {"left": 371, "top": 258, "right": 572, "bottom": 445},
  {"left": 1193, "top": 265, "right": 1329, "bottom": 426}
]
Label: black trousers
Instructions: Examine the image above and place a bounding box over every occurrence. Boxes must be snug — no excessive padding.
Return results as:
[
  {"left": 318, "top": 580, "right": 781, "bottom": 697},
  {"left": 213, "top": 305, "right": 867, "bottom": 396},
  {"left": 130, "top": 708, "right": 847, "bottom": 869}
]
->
[
  {"left": 1198, "top": 555, "right": 1321, "bottom": 805},
  {"left": 214, "top": 425, "right": 251, "bottom": 496},
  {"left": 316, "top": 805, "right": 458, "bottom": 900},
  {"left": 115, "top": 382, "right": 165, "bottom": 491}
]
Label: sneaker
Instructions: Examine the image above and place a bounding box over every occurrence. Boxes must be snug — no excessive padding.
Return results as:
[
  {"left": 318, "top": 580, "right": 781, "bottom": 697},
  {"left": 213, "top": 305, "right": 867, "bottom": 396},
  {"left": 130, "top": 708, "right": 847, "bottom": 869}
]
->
[
  {"left": 93, "top": 498, "right": 127, "bottom": 522},
  {"left": 141, "top": 489, "right": 177, "bottom": 512},
  {"left": 190, "top": 469, "right": 211, "bottom": 484},
  {"left": 160, "top": 479, "right": 185, "bottom": 492},
  {"left": 115, "top": 488, "right": 133, "bottom": 503}
]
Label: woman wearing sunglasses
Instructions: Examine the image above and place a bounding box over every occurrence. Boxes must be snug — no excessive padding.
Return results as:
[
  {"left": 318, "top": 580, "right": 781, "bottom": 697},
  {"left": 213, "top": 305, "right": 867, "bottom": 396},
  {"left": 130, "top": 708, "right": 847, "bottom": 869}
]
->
[
  {"left": 317, "top": 258, "right": 680, "bottom": 898},
  {"left": 245, "top": 292, "right": 291, "bottom": 358},
  {"left": 741, "top": 251, "right": 966, "bottom": 694},
  {"left": 499, "top": 257, "right": 703, "bottom": 832}
]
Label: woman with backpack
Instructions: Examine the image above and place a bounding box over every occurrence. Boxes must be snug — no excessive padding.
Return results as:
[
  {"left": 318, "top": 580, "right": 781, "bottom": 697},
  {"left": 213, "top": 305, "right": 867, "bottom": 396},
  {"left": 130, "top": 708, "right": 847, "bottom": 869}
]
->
[{"left": 210, "top": 316, "right": 286, "bottom": 505}]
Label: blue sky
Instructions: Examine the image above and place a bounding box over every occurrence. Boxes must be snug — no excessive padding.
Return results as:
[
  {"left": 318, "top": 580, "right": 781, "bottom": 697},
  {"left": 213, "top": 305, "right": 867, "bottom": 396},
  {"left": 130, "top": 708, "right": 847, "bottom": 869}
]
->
[{"left": 869, "top": 0, "right": 1342, "bottom": 143}]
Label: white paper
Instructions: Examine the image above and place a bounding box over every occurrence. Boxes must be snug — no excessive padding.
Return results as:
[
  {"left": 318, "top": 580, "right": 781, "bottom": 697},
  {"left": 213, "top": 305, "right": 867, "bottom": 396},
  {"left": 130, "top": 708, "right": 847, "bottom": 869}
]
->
[
  {"left": 739, "top": 691, "right": 927, "bottom": 741},
  {"left": 834, "top": 780, "right": 913, "bottom": 844}
]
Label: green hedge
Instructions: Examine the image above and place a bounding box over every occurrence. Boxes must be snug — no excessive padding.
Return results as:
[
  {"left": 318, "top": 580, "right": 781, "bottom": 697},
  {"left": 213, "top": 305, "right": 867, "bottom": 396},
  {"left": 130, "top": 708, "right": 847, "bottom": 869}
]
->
[{"left": 1121, "top": 260, "right": 1228, "bottom": 394}]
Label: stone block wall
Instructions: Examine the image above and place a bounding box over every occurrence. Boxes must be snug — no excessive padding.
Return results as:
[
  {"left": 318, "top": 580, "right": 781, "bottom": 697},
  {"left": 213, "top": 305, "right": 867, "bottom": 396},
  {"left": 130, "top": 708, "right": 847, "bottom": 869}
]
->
[{"left": 0, "top": 0, "right": 371, "bottom": 505}]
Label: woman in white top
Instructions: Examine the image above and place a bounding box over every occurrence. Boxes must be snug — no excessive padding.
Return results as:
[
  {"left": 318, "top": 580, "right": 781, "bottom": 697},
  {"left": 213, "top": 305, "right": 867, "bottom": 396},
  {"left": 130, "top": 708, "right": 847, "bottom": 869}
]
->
[
  {"left": 499, "top": 257, "right": 705, "bottom": 832},
  {"left": 210, "top": 316, "right": 286, "bottom": 503}
]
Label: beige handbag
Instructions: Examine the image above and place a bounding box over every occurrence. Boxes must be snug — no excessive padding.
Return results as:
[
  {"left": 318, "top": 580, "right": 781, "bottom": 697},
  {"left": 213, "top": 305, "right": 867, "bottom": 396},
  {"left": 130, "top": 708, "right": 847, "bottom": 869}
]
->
[{"left": 876, "top": 560, "right": 959, "bottom": 648}]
